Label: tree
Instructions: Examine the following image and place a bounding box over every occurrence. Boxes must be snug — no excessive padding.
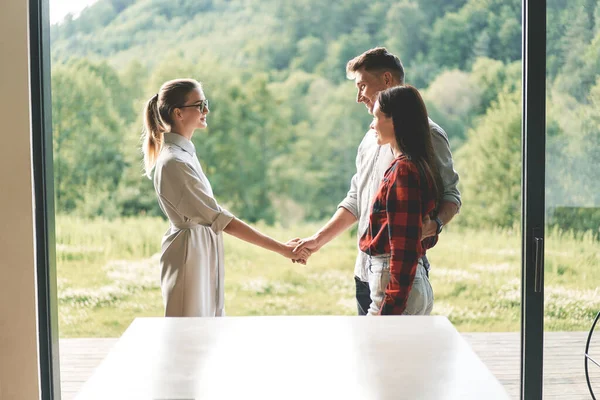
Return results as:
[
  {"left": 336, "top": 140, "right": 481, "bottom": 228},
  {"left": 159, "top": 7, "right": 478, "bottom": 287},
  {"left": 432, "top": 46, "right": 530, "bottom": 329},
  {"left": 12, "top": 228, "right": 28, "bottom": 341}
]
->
[
  {"left": 469, "top": 58, "right": 521, "bottom": 115},
  {"left": 290, "top": 36, "right": 327, "bottom": 73},
  {"left": 425, "top": 69, "right": 482, "bottom": 120},
  {"left": 429, "top": 11, "right": 474, "bottom": 69},
  {"left": 316, "top": 29, "right": 373, "bottom": 83},
  {"left": 455, "top": 89, "right": 522, "bottom": 228},
  {"left": 423, "top": 69, "right": 482, "bottom": 145},
  {"left": 382, "top": 0, "right": 426, "bottom": 65},
  {"left": 273, "top": 79, "right": 370, "bottom": 220},
  {"left": 553, "top": 0, "right": 598, "bottom": 101},
  {"left": 52, "top": 62, "right": 126, "bottom": 216},
  {"left": 546, "top": 78, "right": 600, "bottom": 212},
  {"left": 418, "top": 0, "right": 469, "bottom": 22},
  {"left": 495, "top": 6, "right": 521, "bottom": 63}
]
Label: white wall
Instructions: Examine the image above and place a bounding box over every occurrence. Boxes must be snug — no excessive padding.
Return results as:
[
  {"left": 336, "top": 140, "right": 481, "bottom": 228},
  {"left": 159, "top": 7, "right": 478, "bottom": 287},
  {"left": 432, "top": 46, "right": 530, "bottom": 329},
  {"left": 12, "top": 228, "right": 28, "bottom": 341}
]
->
[{"left": 0, "top": 0, "right": 42, "bottom": 398}]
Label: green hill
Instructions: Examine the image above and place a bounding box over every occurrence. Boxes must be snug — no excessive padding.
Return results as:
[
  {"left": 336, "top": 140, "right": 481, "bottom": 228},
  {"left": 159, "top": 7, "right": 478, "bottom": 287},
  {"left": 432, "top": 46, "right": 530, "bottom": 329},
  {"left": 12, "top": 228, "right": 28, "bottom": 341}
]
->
[{"left": 49, "top": 0, "right": 600, "bottom": 230}]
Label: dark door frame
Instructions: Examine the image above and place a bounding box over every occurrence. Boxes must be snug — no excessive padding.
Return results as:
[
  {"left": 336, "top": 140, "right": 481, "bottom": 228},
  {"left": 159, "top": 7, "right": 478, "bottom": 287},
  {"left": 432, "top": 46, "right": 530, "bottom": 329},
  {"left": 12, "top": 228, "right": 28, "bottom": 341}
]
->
[
  {"left": 30, "top": 0, "right": 61, "bottom": 399},
  {"left": 521, "top": 0, "right": 546, "bottom": 399}
]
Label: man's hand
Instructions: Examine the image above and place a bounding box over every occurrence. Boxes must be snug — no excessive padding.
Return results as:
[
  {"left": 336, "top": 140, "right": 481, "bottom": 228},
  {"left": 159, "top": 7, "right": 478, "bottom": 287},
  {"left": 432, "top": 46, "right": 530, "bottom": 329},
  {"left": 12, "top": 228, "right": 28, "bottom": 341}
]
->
[
  {"left": 421, "top": 215, "right": 437, "bottom": 240},
  {"left": 422, "top": 201, "right": 459, "bottom": 239},
  {"left": 282, "top": 239, "right": 310, "bottom": 264},
  {"left": 292, "top": 235, "right": 322, "bottom": 256},
  {"left": 285, "top": 238, "right": 310, "bottom": 264}
]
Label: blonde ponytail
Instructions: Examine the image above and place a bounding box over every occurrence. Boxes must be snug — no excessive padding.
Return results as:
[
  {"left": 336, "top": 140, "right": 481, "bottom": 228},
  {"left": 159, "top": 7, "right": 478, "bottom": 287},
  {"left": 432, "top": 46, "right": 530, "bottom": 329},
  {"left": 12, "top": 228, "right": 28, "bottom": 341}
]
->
[
  {"left": 142, "top": 94, "right": 165, "bottom": 178},
  {"left": 140, "top": 79, "right": 202, "bottom": 178}
]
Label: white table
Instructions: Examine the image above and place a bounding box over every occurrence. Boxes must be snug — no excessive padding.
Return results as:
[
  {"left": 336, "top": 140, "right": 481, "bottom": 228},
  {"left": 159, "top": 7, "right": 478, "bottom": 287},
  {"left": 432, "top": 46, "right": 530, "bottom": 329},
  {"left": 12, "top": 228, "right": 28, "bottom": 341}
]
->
[{"left": 75, "top": 316, "right": 510, "bottom": 400}]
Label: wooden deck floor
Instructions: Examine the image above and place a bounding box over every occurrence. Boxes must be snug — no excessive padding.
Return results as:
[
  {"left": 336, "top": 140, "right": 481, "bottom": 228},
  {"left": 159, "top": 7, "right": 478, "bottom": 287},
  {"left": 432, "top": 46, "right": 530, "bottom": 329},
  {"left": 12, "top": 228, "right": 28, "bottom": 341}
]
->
[{"left": 59, "top": 332, "right": 599, "bottom": 399}]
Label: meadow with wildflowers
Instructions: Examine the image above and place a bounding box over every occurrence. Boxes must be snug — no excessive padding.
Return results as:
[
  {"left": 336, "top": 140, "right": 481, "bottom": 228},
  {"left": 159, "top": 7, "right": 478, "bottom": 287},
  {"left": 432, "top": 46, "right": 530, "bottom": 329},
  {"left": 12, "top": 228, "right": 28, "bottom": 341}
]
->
[{"left": 56, "top": 216, "right": 600, "bottom": 338}]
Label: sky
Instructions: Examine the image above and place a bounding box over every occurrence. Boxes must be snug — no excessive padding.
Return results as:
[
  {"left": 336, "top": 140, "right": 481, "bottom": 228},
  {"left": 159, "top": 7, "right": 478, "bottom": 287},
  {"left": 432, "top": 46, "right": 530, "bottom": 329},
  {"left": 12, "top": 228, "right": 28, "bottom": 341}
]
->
[{"left": 49, "top": 0, "right": 99, "bottom": 24}]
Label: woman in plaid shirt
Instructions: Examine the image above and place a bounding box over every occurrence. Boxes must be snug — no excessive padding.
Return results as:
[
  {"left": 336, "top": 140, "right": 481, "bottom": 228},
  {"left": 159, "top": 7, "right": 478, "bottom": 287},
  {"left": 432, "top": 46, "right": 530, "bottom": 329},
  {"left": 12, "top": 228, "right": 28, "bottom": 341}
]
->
[{"left": 359, "top": 85, "right": 444, "bottom": 316}]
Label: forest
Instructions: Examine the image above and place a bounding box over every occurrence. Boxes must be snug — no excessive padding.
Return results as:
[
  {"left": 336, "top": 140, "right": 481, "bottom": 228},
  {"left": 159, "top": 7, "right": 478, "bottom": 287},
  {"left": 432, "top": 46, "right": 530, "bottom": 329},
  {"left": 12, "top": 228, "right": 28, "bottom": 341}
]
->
[{"left": 49, "top": 0, "right": 600, "bottom": 231}]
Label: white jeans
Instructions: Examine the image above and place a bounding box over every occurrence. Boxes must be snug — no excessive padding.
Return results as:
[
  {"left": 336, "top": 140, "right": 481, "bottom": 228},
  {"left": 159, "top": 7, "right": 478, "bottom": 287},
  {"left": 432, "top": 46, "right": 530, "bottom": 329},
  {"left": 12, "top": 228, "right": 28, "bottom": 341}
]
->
[{"left": 367, "top": 256, "right": 434, "bottom": 316}]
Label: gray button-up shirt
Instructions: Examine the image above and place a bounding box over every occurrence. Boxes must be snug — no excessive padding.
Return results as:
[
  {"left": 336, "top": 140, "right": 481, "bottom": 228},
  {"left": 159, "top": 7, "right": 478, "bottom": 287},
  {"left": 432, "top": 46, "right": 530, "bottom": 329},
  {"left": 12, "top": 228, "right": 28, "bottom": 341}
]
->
[{"left": 338, "top": 119, "right": 461, "bottom": 282}]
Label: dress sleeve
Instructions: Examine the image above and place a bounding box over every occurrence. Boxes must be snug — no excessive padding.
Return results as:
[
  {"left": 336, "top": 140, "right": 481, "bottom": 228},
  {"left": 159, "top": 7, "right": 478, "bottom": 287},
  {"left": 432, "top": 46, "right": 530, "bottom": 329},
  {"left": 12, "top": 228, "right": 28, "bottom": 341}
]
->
[
  {"left": 380, "top": 162, "right": 423, "bottom": 315},
  {"left": 157, "top": 158, "right": 234, "bottom": 234}
]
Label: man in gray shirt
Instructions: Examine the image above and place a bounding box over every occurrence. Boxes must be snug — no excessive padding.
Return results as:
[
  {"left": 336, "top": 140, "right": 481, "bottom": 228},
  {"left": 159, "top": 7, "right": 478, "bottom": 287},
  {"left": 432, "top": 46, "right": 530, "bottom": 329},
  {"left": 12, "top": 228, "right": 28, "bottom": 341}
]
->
[{"left": 293, "top": 47, "right": 461, "bottom": 315}]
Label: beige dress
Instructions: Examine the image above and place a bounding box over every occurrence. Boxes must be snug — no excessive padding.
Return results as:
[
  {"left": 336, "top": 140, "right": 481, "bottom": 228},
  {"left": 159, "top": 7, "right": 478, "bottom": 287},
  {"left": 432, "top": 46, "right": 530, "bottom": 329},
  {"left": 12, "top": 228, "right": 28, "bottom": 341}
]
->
[{"left": 153, "top": 132, "right": 234, "bottom": 317}]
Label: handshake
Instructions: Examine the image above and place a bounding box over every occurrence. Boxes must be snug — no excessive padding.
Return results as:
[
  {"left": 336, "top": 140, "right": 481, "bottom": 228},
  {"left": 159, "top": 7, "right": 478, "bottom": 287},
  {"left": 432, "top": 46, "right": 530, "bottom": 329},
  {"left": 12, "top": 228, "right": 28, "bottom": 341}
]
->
[
  {"left": 277, "top": 215, "right": 441, "bottom": 265},
  {"left": 280, "top": 235, "right": 321, "bottom": 265}
]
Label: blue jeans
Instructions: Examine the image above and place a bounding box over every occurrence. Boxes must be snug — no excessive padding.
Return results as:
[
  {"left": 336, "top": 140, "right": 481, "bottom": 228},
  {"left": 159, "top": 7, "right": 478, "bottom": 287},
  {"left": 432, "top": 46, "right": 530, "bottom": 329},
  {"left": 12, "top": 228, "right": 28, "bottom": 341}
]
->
[
  {"left": 355, "top": 276, "right": 371, "bottom": 316},
  {"left": 355, "top": 257, "right": 434, "bottom": 316},
  {"left": 367, "top": 256, "right": 433, "bottom": 315}
]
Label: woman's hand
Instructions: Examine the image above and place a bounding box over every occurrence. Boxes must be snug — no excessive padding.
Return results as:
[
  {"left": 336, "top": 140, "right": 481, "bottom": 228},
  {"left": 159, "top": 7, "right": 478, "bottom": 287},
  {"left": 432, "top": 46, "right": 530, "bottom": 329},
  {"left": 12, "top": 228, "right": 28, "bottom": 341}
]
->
[
  {"left": 223, "top": 219, "right": 312, "bottom": 262},
  {"left": 282, "top": 238, "right": 311, "bottom": 264}
]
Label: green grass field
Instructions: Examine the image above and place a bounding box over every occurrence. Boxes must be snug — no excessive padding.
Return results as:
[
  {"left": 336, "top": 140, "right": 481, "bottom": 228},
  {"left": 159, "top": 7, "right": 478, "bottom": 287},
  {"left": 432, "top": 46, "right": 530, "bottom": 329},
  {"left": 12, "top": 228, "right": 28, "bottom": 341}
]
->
[{"left": 55, "top": 216, "right": 600, "bottom": 338}]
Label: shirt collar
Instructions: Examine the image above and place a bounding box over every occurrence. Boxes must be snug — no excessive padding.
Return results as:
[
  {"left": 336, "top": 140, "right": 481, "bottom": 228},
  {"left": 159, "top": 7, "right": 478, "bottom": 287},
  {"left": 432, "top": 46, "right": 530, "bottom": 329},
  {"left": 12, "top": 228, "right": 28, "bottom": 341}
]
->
[{"left": 164, "top": 132, "right": 195, "bottom": 155}]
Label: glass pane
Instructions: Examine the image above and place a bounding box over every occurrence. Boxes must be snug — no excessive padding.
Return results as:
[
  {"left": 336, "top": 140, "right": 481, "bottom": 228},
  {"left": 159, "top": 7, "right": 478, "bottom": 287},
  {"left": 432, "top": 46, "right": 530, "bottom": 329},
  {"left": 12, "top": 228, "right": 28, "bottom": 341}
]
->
[
  {"left": 545, "top": 0, "right": 600, "bottom": 398},
  {"left": 48, "top": 0, "right": 523, "bottom": 398}
]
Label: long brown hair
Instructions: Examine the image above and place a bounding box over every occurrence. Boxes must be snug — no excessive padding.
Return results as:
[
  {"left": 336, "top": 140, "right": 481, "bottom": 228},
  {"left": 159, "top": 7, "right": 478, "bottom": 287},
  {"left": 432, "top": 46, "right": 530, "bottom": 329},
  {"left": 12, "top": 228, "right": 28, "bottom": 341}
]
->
[
  {"left": 141, "top": 78, "right": 201, "bottom": 178},
  {"left": 377, "top": 85, "right": 443, "bottom": 209}
]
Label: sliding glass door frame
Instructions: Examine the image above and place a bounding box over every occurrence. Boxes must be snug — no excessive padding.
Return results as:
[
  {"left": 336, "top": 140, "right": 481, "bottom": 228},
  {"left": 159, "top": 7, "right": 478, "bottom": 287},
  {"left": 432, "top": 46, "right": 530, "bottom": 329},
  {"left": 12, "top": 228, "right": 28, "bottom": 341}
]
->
[
  {"left": 521, "top": 0, "right": 546, "bottom": 399},
  {"left": 29, "top": 0, "right": 61, "bottom": 399}
]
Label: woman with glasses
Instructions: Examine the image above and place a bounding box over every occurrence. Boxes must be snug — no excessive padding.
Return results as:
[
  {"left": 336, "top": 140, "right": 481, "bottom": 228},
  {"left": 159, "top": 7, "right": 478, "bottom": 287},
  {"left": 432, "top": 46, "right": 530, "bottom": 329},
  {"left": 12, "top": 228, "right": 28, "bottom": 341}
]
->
[
  {"left": 142, "top": 78, "right": 309, "bottom": 317},
  {"left": 359, "top": 85, "right": 443, "bottom": 316}
]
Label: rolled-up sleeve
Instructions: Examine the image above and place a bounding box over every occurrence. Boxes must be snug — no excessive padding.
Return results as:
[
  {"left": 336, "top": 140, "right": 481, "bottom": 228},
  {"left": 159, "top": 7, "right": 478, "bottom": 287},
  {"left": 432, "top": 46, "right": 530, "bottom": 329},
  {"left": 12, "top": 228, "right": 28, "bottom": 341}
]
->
[
  {"left": 431, "top": 125, "right": 462, "bottom": 208},
  {"left": 338, "top": 171, "right": 359, "bottom": 218},
  {"left": 179, "top": 179, "right": 234, "bottom": 234},
  {"left": 159, "top": 159, "right": 234, "bottom": 234},
  {"left": 337, "top": 145, "right": 362, "bottom": 218}
]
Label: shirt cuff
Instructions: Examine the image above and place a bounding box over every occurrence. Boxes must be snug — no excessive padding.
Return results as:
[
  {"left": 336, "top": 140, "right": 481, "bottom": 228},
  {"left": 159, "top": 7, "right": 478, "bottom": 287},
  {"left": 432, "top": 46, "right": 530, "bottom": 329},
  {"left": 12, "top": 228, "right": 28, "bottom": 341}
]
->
[
  {"left": 337, "top": 198, "right": 358, "bottom": 219},
  {"left": 442, "top": 194, "right": 462, "bottom": 210},
  {"left": 210, "top": 208, "right": 234, "bottom": 234}
]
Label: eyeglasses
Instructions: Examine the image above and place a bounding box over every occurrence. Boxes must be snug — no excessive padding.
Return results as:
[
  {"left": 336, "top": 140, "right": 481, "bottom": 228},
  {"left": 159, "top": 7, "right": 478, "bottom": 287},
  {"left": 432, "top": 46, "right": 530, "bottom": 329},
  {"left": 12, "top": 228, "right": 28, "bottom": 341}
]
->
[{"left": 178, "top": 99, "right": 209, "bottom": 112}]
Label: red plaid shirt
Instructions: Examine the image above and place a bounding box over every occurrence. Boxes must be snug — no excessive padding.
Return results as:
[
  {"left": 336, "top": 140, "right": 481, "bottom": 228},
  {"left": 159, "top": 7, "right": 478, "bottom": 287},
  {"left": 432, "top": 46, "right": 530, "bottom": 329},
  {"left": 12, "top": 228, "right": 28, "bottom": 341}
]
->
[{"left": 359, "top": 155, "right": 438, "bottom": 315}]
